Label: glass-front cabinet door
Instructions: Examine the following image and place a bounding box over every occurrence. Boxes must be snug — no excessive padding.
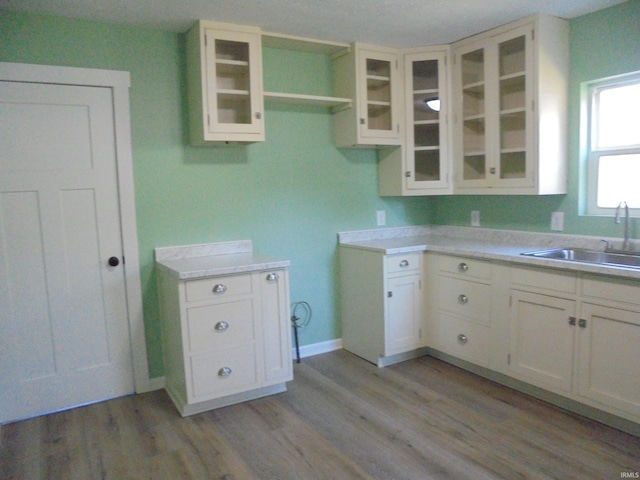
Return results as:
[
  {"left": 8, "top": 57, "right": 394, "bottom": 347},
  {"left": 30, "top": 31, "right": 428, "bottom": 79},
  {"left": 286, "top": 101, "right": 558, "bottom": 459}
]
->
[
  {"left": 458, "top": 41, "right": 488, "bottom": 186},
  {"left": 204, "top": 28, "right": 264, "bottom": 138},
  {"left": 404, "top": 49, "right": 450, "bottom": 193},
  {"left": 454, "top": 25, "right": 533, "bottom": 191},
  {"left": 186, "top": 21, "right": 264, "bottom": 145},
  {"left": 358, "top": 48, "right": 402, "bottom": 144},
  {"left": 495, "top": 26, "right": 533, "bottom": 187}
]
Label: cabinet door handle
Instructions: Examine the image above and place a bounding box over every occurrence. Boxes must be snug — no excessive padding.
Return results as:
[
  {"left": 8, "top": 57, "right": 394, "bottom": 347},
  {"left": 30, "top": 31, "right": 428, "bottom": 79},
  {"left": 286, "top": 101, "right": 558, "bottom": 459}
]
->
[
  {"left": 458, "top": 294, "right": 468, "bottom": 304},
  {"left": 218, "top": 367, "right": 232, "bottom": 377},
  {"left": 266, "top": 272, "right": 279, "bottom": 282},
  {"left": 212, "top": 284, "right": 227, "bottom": 294},
  {"left": 569, "top": 316, "right": 577, "bottom": 326},
  {"left": 399, "top": 259, "right": 409, "bottom": 267},
  {"left": 490, "top": 167, "right": 496, "bottom": 174},
  {"left": 457, "top": 334, "right": 468, "bottom": 345},
  {"left": 214, "top": 321, "right": 229, "bottom": 332},
  {"left": 255, "top": 112, "right": 262, "bottom": 120},
  {"left": 458, "top": 262, "right": 468, "bottom": 272},
  {"left": 578, "top": 318, "right": 587, "bottom": 328}
]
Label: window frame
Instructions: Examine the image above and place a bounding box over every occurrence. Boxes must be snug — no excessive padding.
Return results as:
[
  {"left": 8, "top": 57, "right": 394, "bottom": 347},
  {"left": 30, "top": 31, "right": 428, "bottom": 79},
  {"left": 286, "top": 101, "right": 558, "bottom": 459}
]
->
[{"left": 584, "top": 71, "right": 640, "bottom": 217}]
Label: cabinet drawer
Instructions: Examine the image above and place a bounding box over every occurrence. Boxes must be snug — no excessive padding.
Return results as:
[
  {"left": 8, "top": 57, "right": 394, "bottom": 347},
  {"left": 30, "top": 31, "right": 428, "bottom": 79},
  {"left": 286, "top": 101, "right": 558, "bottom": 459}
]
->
[
  {"left": 432, "top": 312, "right": 490, "bottom": 366},
  {"left": 190, "top": 345, "right": 258, "bottom": 400},
  {"left": 186, "top": 299, "right": 255, "bottom": 352},
  {"left": 511, "top": 265, "right": 576, "bottom": 294},
  {"left": 185, "top": 273, "right": 252, "bottom": 302},
  {"left": 385, "top": 252, "right": 422, "bottom": 274},
  {"left": 581, "top": 274, "right": 640, "bottom": 306},
  {"left": 438, "top": 276, "right": 491, "bottom": 324},
  {"left": 438, "top": 255, "right": 491, "bottom": 280}
]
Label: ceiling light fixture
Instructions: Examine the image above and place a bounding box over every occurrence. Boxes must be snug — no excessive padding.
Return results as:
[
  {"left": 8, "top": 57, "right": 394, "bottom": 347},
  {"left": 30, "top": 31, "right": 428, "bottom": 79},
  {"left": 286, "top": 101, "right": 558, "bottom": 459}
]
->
[{"left": 424, "top": 97, "right": 440, "bottom": 112}]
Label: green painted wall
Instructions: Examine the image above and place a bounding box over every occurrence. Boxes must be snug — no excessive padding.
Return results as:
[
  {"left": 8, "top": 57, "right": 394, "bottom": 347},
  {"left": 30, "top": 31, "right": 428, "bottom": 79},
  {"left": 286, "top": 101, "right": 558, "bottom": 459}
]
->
[
  {"left": 0, "top": 12, "right": 433, "bottom": 378},
  {"left": 433, "top": 0, "right": 640, "bottom": 239},
  {"left": 2, "top": 1, "right": 639, "bottom": 378}
]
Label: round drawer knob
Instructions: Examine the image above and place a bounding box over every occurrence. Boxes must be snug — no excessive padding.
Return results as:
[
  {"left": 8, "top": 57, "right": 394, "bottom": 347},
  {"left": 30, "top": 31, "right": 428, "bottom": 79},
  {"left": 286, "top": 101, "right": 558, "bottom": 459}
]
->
[
  {"left": 458, "top": 294, "right": 468, "bottom": 304},
  {"left": 457, "top": 334, "right": 468, "bottom": 345},
  {"left": 218, "top": 367, "right": 232, "bottom": 377},
  {"left": 458, "top": 262, "right": 469, "bottom": 272},
  {"left": 212, "top": 284, "right": 227, "bottom": 294},
  {"left": 399, "top": 259, "right": 410, "bottom": 267},
  {"left": 214, "top": 321, "right": 229, "bottom": 332},
  {"left": 266, "top": 272, "right": 279, "bottom": 282}
]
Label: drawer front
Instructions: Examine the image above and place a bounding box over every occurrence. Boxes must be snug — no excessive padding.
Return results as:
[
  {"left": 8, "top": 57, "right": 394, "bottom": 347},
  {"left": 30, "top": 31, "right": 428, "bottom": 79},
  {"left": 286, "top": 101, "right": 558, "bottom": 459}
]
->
[
  {"left": 438, "top": 276, "right": 491, "bottom": 324},
  {"left": 581, "top": 274, "right": 640, "bottom": 306},
  {"left": 432, "top": 313, "right": 490, "bottom": 366},
  {"left": 185, "top": 273, "right": 252, "bottom": 302},
  {"left": 511, "top": 265, "right": 576, "bottom": 294},
  {"left": 190, "top": 345, "right": 258, "bottom": 400},
  {"left": 186, "top": 299, "right": 255, "bottom": 352},
  {"left": 385, "top": 252, "right": 422, "bottom": 274},
  {"left": 438, "top": 255, "right": 491, "bottom": 280}
]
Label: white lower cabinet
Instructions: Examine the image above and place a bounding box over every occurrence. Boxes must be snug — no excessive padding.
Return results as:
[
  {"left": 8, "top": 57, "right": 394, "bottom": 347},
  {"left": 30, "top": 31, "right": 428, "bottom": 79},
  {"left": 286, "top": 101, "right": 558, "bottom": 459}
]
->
[
  {"left": 158, "top": 268, "right": 292, "bottom": 416},
  {"left": 577, "top": 276, "right": 640, "bottom": 420},
  {"left": 426, "top": 255, "right": 640, "bottom": 428},
  {"left": 508, "top": 290, "right": 576, "bottom": 394},
  {"left": 429, "top": 255, "right": 492, "bottom": 367},
  {"left": 340, "top": 247, "right": 424, "bottom": 367},
  {"left": 506, "top": 266, "right": 640, "bottom": 424}
]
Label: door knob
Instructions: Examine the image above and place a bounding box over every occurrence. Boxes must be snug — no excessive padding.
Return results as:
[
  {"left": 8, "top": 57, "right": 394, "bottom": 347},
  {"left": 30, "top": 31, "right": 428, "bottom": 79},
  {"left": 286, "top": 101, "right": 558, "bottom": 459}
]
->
[{"left": 108, "top": 256, "right": 120, "bottom": 267}]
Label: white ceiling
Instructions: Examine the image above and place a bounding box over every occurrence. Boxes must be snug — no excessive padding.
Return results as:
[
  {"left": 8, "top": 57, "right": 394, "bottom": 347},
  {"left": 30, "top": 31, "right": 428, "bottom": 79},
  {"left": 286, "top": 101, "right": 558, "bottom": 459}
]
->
[{"left": 1, "top": 0, "right": 628, "bottom": 47}]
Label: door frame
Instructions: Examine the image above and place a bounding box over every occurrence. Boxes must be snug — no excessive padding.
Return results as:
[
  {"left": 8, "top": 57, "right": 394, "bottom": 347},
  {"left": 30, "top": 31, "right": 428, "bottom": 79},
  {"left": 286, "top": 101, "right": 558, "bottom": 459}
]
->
[{"left": 0, "top": 62, "right": 151, "bottom": 393}]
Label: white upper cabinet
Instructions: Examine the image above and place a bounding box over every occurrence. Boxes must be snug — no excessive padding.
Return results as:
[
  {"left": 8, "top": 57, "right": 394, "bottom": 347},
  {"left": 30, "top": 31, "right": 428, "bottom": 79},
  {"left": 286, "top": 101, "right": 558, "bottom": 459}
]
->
[
  {"left": 452, "top": 15, "right": 569, "bottom": 194},
  {"left": 333, "top": 44, "right": 402, "bottom": 147},
  {"left": 379, "top": 47, "right": 451, "bottom": 196},
  {"left": 186, "top": 21, "right": 265, "bottom": 145}
]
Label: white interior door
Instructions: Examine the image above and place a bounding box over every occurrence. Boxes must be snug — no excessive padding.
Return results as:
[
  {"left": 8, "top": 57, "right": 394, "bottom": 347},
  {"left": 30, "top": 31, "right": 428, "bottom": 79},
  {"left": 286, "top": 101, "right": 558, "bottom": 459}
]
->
[{"left": 0, "top": 80, "right": 134, "bottom": 423}]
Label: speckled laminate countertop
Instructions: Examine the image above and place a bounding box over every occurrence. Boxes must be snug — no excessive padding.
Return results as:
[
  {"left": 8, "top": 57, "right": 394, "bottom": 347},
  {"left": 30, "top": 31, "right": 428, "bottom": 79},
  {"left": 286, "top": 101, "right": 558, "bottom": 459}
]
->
[
  {"left": 338, "top": 225, "right": 640, "bottom": 280},
  {"left": 155, "top": 240, "right": 290, "bottom": 280}
]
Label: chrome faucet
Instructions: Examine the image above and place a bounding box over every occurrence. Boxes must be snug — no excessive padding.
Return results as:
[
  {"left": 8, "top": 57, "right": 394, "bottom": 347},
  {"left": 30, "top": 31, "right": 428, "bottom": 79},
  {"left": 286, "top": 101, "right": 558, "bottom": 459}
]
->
[{"left": 614, "top": 201, "right": 631, "bottom": 252}]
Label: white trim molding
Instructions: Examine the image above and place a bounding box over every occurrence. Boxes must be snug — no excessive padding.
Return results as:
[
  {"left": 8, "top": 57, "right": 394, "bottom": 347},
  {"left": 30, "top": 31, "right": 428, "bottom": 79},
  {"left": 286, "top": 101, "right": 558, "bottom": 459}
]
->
[{"left": 292, "top": 338, "right": 343, "bottom": 360}]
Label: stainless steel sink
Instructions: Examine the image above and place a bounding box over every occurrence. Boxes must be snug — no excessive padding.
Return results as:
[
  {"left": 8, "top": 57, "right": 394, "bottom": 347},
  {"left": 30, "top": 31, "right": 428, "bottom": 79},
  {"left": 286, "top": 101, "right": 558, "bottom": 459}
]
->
[{"left": 521, "top": 248, "right": 640, "bottom": 269}]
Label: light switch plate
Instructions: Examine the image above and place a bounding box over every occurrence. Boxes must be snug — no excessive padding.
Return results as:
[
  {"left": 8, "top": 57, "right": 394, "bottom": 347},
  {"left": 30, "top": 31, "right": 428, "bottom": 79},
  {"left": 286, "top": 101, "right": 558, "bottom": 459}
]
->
[{"left": 376, "top": 210, "right": 386, "bottom": 226}]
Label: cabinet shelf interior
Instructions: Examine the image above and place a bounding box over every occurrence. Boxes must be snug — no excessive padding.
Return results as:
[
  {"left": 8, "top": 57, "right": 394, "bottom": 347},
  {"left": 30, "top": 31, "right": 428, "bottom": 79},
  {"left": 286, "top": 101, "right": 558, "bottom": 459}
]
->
[
  {"left": 215, "top": 39, "right": 250, "bottom": 63},
  {"left": 463, "top": 155, "right": 486, "bottom": 180},
  {"left": 415, "top": 150, "right": 441, "bottom": 181},
  {"left": 499, "top": 36, "right": 526, "bottom": 77}
]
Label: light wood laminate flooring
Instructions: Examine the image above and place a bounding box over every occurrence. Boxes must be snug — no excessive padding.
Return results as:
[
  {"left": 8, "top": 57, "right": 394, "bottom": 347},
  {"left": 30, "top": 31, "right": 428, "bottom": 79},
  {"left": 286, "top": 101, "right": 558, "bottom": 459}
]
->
[{"left": 2, "top": 350, "right": 639, "bottom": 479}]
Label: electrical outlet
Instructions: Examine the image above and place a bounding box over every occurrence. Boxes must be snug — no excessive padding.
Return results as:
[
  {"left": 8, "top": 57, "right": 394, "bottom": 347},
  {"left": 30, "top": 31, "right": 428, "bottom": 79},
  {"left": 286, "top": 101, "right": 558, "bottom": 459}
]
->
[
  {"left": 551, "top": 211, "right": 564, "bottom": 231},
  {"left": 376, "top": 210, "right": 386, "bottom": 226},
  {"left": 471, "top": 210, "right": 480, "bottom": 227}
]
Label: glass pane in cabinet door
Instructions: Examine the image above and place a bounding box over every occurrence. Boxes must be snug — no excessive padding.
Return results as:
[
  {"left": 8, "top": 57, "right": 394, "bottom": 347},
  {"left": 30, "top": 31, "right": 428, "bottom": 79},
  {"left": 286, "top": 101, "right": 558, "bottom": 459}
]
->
[
  {"left": 415, "top": 150, "right": 440, "bottom": 181},
  {"left": 366, "top": 59, "right": 392, "bottom": 130},
  {"left": 461, "top": 49, "right": 486, "bottom": 180},
  {"left": 498, "top": 35, "right": 527, "bottom": 178},
  {"left": 215, "top": 39, "right": 251, "bottom": 124}
]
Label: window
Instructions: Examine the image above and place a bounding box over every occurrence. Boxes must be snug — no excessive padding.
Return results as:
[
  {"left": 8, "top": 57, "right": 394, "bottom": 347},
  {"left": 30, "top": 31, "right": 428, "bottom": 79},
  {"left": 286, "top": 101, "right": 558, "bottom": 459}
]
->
[{"left": 584, "top": 72, "right": 640, "bottom": 216}]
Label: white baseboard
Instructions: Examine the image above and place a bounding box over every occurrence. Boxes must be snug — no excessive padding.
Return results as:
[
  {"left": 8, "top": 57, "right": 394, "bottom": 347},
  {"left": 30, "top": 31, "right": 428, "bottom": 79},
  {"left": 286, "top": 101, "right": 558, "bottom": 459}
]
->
[
  {"left": 146, "top": 339, "right": 344, "bottom": 392},
  {"left": 292, "top": 338, "right": 343, "bottom": 360},
  {"left": 147, "top": 376, "right": 166, "bottom": 391}
]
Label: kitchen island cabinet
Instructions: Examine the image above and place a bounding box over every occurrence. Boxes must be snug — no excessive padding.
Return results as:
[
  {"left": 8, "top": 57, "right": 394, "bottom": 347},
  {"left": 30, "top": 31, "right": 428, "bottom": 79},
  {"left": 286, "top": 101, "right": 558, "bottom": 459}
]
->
[{"left": 156, "top": 241, "right": 292, "bottom": 416}]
